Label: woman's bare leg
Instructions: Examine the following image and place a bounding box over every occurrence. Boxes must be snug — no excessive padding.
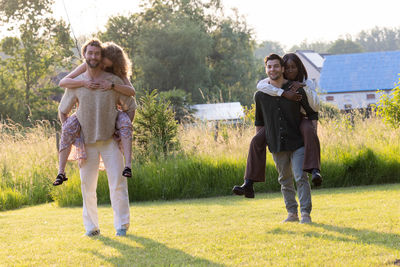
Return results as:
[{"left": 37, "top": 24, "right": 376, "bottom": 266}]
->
[
  {"left": 58, "top": 145, "right": 72, "bottom": 174},
  {"left": 120, "top": 136, "right": 132, "bottom": 169}
]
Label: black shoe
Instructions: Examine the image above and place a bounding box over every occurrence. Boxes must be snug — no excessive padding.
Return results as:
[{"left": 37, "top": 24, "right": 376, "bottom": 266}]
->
[
  {"left": 311, "top": 169, "right": 322, "bottom": 187},
  {"left": 122, "top": 167, "right": 132, "bottom": 178},
  {"left": 53, "top": 173, "right": 68, "bottom": 186},
  {"left": 232, "top": 179, "right": 255, "bottom": 198}
]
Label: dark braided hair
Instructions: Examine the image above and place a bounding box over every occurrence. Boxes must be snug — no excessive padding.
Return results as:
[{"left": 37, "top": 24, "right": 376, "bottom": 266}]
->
[{"left": 282, "top": 53, "right": 308, "bottom": 82}]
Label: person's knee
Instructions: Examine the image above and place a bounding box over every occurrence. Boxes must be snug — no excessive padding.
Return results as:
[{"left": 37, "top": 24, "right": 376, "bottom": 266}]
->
[
  {"left": 295, "top": 174, "right": 309, "bottom": 184},
  {"left": 278, "top": 176, "right": 293, "bottom": 187},
  {"left": 250, "top": 135, "right": 265, "bottom": 147},
  {"left": 109, "top": 176, "right": 127, "bottom": 192},
  {"left": 300, "top": 120, "right": 316, "bottom": 137}
]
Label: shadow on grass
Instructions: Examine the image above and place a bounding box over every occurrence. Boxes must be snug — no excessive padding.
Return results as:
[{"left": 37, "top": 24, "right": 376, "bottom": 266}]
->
[
  {"left": 130, "top": 192, "right": 283, "bottom": 208},
  {"left": 87, "top": 234, "right": 225, "bottom": 266},
  {"left": 268, "top": 222, "right": 400, "bottom": 251},
  {"left": 309, "top": 183, "right": 400, "bottom": 196}
]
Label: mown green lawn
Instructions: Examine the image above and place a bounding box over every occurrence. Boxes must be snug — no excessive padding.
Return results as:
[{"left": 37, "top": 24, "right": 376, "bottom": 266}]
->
[{"left": 1, "top": 184, "right": 400, "bottom": 266}]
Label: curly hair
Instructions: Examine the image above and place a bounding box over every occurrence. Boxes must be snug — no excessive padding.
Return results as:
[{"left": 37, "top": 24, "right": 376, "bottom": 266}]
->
[
  {"left": 102, "top": 42, "right": 132, "bottom": 79},
  {"left": 81, "top": 38, "right": 103, "bottom": 57}
]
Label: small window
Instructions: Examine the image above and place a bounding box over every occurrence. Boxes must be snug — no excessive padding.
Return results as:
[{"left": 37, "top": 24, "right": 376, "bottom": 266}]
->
[
  {"left": 366, "top": 94, "right": 375, "bottom": 100},
  {"left": 326, "top": 96, "right": 334, "bottom": 101}
]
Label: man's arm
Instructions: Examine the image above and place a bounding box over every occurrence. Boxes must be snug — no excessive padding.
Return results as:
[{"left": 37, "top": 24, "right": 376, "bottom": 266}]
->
[
  {"left": 254, "top": 91, "right": 265, "bottom": 132},
  {"left": 59, "top": 110, "right": 68, "bottom": 124},
  {"left": 257, "top": 78, "right": 302, "bottom": 101},
  {"left": 257, "top": 78, "right": 283, "bottom": 96},
  {"left": 99, "top": 76, "right": 136, "bottom": 96},
  {"left": 59, "top": 63, "right": 87, "bottom": 88},
  {"left": 118, "top": 95, "right": 137, "bottom": 119},
  {"left": 125, "top": 110, "right": 135, "bottom": 122},
  {"left": 59, "top": 63, "right": 101, "bottom": 90},
  {"left": 114, "top": 76, "right": 137, "bottom": 115},
  {"left": 58, "top": 88, "right": 77, "bottom": 123}
]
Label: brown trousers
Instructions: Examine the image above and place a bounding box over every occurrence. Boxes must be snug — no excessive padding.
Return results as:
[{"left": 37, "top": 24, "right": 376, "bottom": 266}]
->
[{"left": 244, "top": 118, "right": 321, "bottom": 182}]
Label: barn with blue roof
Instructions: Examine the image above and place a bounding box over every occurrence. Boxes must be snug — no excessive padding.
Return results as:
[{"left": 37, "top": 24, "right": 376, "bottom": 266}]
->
[{"left": 319, "top": 50, "right": 400, "bottom": 110}]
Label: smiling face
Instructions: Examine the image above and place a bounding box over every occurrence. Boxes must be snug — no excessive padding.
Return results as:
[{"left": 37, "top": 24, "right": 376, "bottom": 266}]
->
[
  {"left": 284, "top": 59, "right": 298, "bottom": 81},
  {"left": 266, "top": 59, "right": 284, "bottom": 81},
  {"left": 84, "top": 45, "right": 102, "bottom": 69}
]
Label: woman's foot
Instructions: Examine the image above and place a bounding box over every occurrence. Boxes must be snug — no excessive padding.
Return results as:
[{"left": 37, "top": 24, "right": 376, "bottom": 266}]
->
[
  {"left": 122, "top": 167, "right": 132, "bottom": 178},
  {"left": 232, "top": 179, "right": 255, "bottom": 198},
  {"left": 53, "top": 173, "right": 68, "bottom": 186},
  {"left": 311, "top": 169, "right": 322, "bottom": 187}
]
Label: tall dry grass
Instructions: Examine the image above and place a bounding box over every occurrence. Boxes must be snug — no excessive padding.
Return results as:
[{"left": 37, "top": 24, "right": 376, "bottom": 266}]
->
[
  {"left": 181, "top": 115, "right": 400, "bottom": 162},
  {"left": 1, "top": 114, "right": 400, "bottom": 210},
  {"left": 0, "top": 120, "right": 58, "bottom": 210}
]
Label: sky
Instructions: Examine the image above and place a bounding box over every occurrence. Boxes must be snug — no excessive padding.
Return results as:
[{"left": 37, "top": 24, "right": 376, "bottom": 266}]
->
[{"left": 52, "top": 0, "right": 400, "bottom": 49}]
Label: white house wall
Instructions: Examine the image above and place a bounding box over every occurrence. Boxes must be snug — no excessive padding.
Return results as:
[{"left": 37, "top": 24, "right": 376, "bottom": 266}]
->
[
  {"left": 296, "top": 51, "right": 324, "bottom": 87},
  {"left": 321, "top": 90, "right": 392, "bottom": 110}
]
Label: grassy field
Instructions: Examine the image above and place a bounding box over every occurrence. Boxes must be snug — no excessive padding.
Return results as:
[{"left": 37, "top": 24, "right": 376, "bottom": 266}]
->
[{"left": 1, "top": 183, "right": 400, "bottom": 266}]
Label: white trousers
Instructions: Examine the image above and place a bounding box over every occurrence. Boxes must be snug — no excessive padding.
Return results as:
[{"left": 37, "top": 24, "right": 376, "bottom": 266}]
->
[{"left": 79, "top": 139, "right": 130, "bottom": 232}]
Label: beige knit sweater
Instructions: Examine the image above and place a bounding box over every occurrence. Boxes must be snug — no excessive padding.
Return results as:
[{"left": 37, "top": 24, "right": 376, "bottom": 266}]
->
[{"left": 59, "top": 72, "right": 137, "bottom": 144}]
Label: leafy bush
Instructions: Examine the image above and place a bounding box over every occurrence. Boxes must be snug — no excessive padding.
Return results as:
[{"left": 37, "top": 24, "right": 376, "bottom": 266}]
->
[
  {"left": 0, "top": 187, "right": 26, "bottom": 211},
  {"left": 133, "top": 90, "right": 180, "bottom": 161},
  {"left": 374, "top": 78, "right": 400, "bottom": 128},
  {"left": 243, "top": 103, "right": 255, "bottom": 124},
  {"left": 319, "top": 101, "right": 341, "bottom": 120}
]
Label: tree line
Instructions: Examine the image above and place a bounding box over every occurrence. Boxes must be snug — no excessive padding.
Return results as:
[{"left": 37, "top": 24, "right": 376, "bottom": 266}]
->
[
  {"left": 256, "top": 27, "right": 400, "bottom": 59},
  {"left": 1, "top": 0, "right": 400, "bottom": 125}
]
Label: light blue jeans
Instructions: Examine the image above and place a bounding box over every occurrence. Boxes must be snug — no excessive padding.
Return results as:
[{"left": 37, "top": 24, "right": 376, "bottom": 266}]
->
[{"left": 272, "top": 146, "right": 312, "bottom": 215}]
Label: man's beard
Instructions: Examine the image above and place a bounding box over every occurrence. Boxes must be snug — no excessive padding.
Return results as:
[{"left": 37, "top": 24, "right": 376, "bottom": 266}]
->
[
  {"left": 86, "top": 59, "right": 100, "bottom": 68},
  {"left": 269, "top": 73, "right": 282, "bottom": 81}
]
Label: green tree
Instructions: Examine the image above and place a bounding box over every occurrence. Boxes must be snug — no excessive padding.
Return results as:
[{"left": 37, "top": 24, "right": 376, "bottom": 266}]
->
[
  {"left": 289, "top": 39, "right": 331, "bottom": 54},
  {"left": 327, "top": 38, "right": 364, "bottom": 54},
  {"left": 356, "top": 27, "right": 400, "bottom": 52},
  {"left": 374, "top": 78, "right": 400, "bottom": 128},
  {"left": 136, "top": 16, "right": 212, "bottom": 100},
  {"left": 139, "top": 0, "right": 222, "bottom": 29},
  {"left": 0, "top": 55, "right": 24, "bottom": 122},
  {"left": 209, "top": 10, "right": 257, "bottom": 106},
  {"left": 254, "top": 40, "right": 284, "bottom": 60},
  {"left": 100, "top": 0, "right": 222, "bottom": 101},
  {"left": 99, "top": 0, "right": 258, "bottom": 106},
  {"left": 0, "top": 0, "right": 74, "bottom": 123}
]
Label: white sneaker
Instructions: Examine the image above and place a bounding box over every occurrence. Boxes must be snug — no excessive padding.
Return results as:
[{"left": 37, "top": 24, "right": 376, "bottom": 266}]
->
[{"left": 283, "top": 212, "right": 299, "bottom": 222}]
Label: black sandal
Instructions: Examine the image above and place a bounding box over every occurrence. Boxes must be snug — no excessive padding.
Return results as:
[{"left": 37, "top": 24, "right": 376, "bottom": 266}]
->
[
  {"left": 122, "top": 167, "right": 132, "bottom": 178},
  {"left": 53, "top": 173, "right": 68, "bottom": 186}
]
